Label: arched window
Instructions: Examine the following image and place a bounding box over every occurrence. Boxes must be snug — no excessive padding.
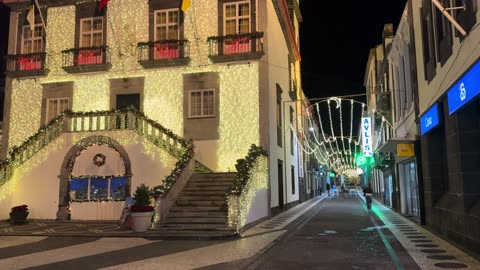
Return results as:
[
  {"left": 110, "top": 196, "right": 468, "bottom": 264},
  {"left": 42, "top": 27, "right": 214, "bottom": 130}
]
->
[{"left": 68, "top": 144, "right": 128, "bottom": 202}]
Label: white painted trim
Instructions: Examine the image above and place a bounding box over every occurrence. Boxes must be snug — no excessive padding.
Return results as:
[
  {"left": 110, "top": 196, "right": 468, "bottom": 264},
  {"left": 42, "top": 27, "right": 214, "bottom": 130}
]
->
[
  {"left": 187, "top": 89, "right": 215, "bottom": 118},
  {"left": 79, "top": 16, "right": 103, "bottom": 48},
  {"left": 153, "top": 8, "right": 180, "bottom": 41},
  {"left": 223, "top": 0, "right": 251, "bottom": 36}
]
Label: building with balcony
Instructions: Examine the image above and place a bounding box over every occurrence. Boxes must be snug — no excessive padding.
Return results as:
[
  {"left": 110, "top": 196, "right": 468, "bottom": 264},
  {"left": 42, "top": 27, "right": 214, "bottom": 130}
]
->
[{"left": 0, "top": 0, "right": 309, "bottom": 236}]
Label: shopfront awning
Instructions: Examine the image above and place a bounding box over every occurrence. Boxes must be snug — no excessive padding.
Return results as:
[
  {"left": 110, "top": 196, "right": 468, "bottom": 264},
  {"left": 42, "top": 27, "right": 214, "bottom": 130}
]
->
[{"left": 376, "top": 136, "right": 417, "bottom": 153}]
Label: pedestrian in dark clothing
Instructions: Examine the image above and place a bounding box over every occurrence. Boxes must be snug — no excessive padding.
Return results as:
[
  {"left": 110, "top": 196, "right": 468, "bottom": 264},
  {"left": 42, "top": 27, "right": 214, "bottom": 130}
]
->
[
  {"left": 363, "top": 184, "right": 373, "bottom": 210},
  {"left": 326, "top": 183, "right": 331, "bottom": 196}
]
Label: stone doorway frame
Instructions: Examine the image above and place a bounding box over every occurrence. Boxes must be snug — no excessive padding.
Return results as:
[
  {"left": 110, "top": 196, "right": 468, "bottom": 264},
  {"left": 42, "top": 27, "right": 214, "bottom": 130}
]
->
[{"left": 56, "top": 135, "right": 132, "bottom": 220}]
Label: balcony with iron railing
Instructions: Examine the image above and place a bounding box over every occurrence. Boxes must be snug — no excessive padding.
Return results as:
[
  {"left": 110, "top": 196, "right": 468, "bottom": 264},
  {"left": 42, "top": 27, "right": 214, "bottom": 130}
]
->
[
  {"left": 5, "top": 52, "right": 49, "bottom": 78},
  {"left": 137, "top": 40, "right": 190, "bottom": 69},
  {"left": 207, "top": 32, "right": 264, "bottom": 63},
  {"left": 61, "top": 46, "right": 112, "bottom": 74}
]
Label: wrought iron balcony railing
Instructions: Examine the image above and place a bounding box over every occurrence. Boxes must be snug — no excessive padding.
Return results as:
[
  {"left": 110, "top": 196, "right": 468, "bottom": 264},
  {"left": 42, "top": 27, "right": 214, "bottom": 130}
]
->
[
  {"left": 207, "top": 32, "right": 264, "bottom": 63},
  {"left": 137, "top": 40, "right": 190, "bottom": 68},
  {"left": 62, "top": 45, "right": 112, "bottom": 73},
  {"left": 5, "top": 52, "right": 49, "bottom": 78}
]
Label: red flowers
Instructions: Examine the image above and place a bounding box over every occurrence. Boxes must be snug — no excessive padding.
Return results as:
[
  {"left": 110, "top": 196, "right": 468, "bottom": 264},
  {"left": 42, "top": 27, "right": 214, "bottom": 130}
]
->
[
  {"left": 11, "top": 205, "right": 28, "bottom": 213},
  {"left": 130, "top": 205, "right": 154, "bottom": 212}
]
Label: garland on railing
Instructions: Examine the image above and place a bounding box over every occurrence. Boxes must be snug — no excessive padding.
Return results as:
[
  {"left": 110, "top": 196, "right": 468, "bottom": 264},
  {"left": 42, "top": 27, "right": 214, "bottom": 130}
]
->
[
  {"left": 0, "top": 106, "right": 193, "bottom": 194},
  {"left": 137, "top": 39, "right": 189, "bottom": 47},
  {"left": 61, "top": 46, "right": 108, "bottom": 54},
  {"left": 206, "top": 31, "right": 264, "bottom": 42},
  {"left": 151, "top": 141, "right": 194, "bottom": 198},
  {"left": 229, "top": 144, "right": 268, "bottom": 195}
]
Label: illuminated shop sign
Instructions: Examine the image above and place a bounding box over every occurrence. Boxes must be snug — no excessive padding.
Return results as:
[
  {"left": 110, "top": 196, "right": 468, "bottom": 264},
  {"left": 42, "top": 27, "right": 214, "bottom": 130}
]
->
[
  {"left": 447, "top": 59, "right": 480, "bottom": 115},
  {"left": 420, "top": 103, "right": 440, "bottom": 135},
  {"left": 361, "top": 117, "right": 373, "bottom": 157}
]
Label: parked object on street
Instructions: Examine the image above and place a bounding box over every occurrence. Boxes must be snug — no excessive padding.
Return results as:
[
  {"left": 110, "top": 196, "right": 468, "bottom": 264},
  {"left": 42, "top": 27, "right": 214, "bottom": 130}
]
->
[{"left": 9, "top": 204, "right": 29, "bottom": 225}]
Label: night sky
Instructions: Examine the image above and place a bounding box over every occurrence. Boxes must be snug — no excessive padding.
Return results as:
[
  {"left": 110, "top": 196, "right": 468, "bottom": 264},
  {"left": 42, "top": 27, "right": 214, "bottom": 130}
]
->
[{"left": 299, "top": 0, "right": 407, "bottom": 100}]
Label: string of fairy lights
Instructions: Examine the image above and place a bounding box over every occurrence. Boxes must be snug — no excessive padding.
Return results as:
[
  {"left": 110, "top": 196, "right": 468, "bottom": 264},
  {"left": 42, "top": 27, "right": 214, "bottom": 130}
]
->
[{"left": 291, "top": 97, "right": 393, "bottom": 174}]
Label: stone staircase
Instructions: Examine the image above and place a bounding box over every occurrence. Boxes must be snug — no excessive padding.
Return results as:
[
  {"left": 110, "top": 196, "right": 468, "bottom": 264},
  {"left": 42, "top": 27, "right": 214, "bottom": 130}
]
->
[{"left": 152, "top": 172, "right": 238, "bottom": 239}]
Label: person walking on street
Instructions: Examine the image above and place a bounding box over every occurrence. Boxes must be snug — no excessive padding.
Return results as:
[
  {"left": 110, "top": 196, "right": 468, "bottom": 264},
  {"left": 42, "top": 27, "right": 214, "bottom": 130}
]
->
[
  {"left": 326, "top": 183, "right": 331, "bottom": 196},
  {"left": 363, "top": 183, "right": 373, "bottom": 210}
]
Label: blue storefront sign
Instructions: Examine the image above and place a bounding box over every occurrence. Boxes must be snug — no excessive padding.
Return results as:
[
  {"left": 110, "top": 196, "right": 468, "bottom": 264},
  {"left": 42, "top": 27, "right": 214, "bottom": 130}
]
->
[
  {"left": 447, "top": 59, "right": 480, "bottom": 115},
  {"left": 420, "top": 103, "right": 440, "bottom": 135}
]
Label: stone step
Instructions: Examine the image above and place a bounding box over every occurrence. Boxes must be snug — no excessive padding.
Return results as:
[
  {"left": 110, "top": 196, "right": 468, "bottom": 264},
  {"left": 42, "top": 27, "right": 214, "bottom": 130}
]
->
[
  {"left": 170, "top": 206, "right": 228, "bottom": 212},
  {"left": 159, "top": 223, "right": 229, "bottom": 230},
  {"left": 181, "top": 191, "right": 228, "bottom": 196},
  {"left": 176, "top": 200, "right": 226, "bottom": 206},
  {"left": 165, "top": 216, "right": 228, "bottom": 224},
  {"left": 187, "top": 182, "right": 234, "bottom": 187},
  {"left": 148, "top": 229, "right": 238, "bottom": 240},
  {"left": 185, "top": 186, "right": 231, "bottom": 191},
  {"left": 167, "top": 211, "right": 227, "bottom": 217},
  {"left": 178, "top": 195, "right": 226, "bottom": 201},
  {"left": 191, "top": 173, "right": 236, "bottom": 178}
]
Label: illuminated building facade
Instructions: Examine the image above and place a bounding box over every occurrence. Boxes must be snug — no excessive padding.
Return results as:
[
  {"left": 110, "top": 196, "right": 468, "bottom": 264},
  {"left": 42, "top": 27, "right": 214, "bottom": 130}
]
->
[{"left": 0, "top": 0, "right": 309, "bottom": 227}]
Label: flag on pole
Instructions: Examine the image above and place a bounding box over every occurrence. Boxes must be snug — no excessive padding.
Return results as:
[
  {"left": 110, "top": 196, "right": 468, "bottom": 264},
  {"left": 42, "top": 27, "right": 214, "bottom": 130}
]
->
[
  {"left": 181, "top": 0, "right": 191, "bottom": 12},
  {"left": 26, "top": 4, "right": 35, "bottom": 31},
  {"left": 98, "top": 0, "right": 110, "bottom": 11}
]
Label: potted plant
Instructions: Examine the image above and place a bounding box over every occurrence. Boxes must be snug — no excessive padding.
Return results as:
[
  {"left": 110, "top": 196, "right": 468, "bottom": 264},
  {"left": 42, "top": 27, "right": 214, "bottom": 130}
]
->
[
  {"left": 130, "top": 184, "right": 154, "bottom": 232},
  {"left": 9, "top": 204, "right": 29, "bottom": 225}
]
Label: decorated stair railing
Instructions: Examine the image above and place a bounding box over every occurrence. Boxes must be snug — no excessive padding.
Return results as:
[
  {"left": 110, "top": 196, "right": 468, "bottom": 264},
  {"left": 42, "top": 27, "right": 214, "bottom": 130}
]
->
[
  {"left": 0, "top": 107, "right": 195, "bottom": 202},
  {"left": 227, "top": 144, "right": 268, "bottom": 232}
]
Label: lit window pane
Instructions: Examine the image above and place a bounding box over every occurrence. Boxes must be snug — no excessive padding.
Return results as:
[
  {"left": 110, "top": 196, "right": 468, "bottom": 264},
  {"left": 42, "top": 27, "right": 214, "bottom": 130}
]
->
[
  {"left": 168, "top": 26, "right": 178, "bottom": 38},
  {"left": 239, "top": 3, "right": 250, "bottom": 16},
  {"left": 203, "top": 91, "right": 214, "bottom": 116},
  {"left": 239, "top": 19, "right": 249, "bottom": 34},
  {"left": 157, "top": 27, "right": 167, "bottom": 40},
  {"left": 225, "top": 5, "right": 236, "bottom": 18},
  {"left": 225, "top": 20, "right": 236, "bottom": 35},
  {"left": 82, "top": 20, "right": 92, "bottom": 32},
  {"left": 93, "top": 33, "right": 103, "bottom": 46},
  {"left": 157, "top": 12, "right": 166, "bottom": 24},
  {"left": 33, "top": 39, "right": 42, "bottom": 52},
  {"left": 23, "top": 28, "right": 31, "bottom": 39},
  {"left": 93, "top": 18, "right": 103, "bottom": 31},
  {"left": 81, "top": 34, "right": 91, "bottom": 47},
  {"left": 169, "top": 11, "right": 178, "bottom": 23}
]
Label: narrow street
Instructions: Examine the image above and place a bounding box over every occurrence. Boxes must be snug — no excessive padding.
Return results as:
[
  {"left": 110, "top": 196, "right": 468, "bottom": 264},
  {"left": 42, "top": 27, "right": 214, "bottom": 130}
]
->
[{"left": 0, "top": 194, "right": 478, "bottom": 270}]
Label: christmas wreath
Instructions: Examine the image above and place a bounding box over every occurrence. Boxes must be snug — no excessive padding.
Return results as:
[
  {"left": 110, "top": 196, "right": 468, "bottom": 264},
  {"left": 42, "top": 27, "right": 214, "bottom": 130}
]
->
[{"left": 93, "top": 153, "right": 106, "bottom": 167}]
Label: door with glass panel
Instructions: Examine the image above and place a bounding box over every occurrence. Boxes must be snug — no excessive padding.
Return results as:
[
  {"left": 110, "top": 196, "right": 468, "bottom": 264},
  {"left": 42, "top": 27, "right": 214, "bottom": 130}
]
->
[
  {"left": 223, "top": 1, "right": 251, "bottom": 54},
  {"left": 21, "top": 24, "right": 44, "bottom": 70},
  {"left": 78, "top": 17, "right": 103, "bottom": 65}
]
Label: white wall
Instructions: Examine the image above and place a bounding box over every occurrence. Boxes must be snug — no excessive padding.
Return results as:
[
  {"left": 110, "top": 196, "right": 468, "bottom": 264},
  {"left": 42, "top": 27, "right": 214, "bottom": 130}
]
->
[
  {"left": 0, "top": 130, "right": 177, "bottom": 220},
  {"left": 266, "top": 0, "right": 299, "bottom": 208}
]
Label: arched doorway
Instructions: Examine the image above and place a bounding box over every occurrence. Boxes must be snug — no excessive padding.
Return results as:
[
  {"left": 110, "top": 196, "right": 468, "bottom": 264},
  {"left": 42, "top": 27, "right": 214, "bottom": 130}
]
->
[{"left": 57, "top": 135, "right": 132, "bottom": 220}]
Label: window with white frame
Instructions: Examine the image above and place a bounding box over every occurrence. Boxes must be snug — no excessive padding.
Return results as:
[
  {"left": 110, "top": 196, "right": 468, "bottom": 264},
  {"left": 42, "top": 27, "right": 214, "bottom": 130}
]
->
[
  {"left": 223, "top": 1, "right": 251, "bottom": 54},
  {"left": 22, "top": 24, "right": 43, "bottom": 54},
  {"left": 188, "top": 89, "right": 215, "bottom": 118},
  {"left": 154, "top": 9, "right": 180, "bottom": 59},
  {"left": 78, "top": 17, "right": 103, "bottom": 65},
  {"left": 46, "top": 98, "right": 69, "bottom": 124},
  {"left": 154, "top": 9, "right": 179, "bottom": 41},
  {"left": 20, "top": 24, "right": 44, "bottom": 70},
  {"left": 80, "top": 17, "right": 103, "bottom": 47},
  {"left": 224, "top": 1, "right": 250, "bottom": 35}
]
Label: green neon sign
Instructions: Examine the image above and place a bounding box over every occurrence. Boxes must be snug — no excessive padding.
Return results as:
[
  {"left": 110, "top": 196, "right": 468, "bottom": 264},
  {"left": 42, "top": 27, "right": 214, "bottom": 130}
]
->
[
  {"left": 329, "top": 172, "right": 335, "bottom": 177},
  {"left": 356, "top": 155, "right": 366, "bottom": 166}
]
